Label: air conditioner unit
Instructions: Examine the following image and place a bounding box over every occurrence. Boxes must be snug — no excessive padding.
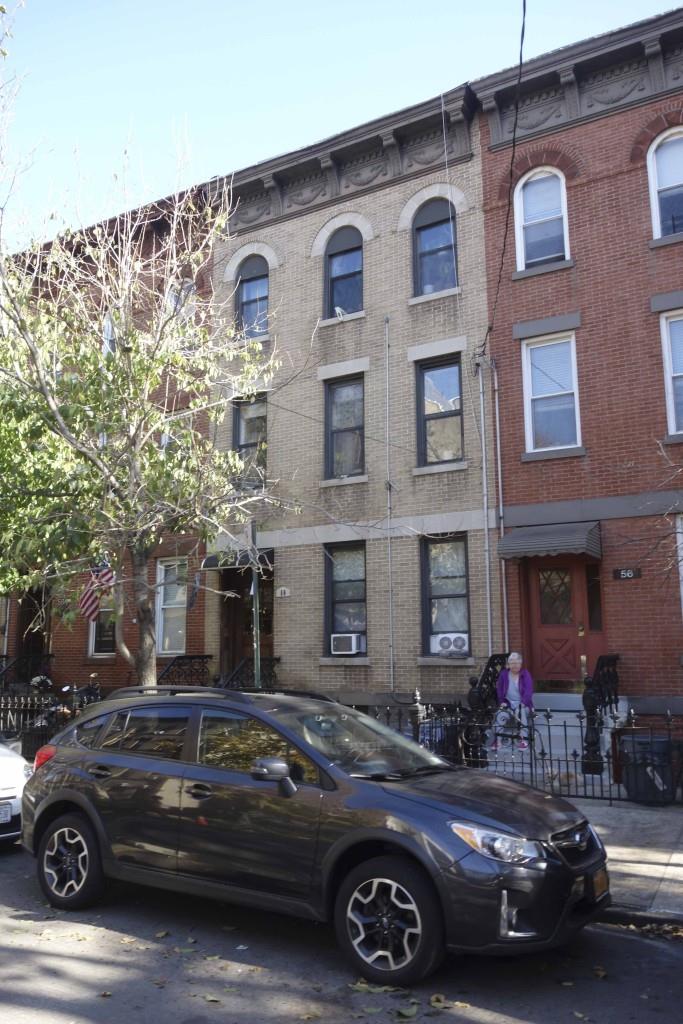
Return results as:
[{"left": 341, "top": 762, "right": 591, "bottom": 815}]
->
[
  {"left": 331, "top": 633, "right": 363, "bottom": 655},
  {"left": 430, "top": 632, "right": 468, "bottom": 656}
]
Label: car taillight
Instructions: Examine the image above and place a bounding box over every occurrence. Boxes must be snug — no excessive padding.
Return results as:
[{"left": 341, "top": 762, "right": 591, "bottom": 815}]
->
[{"left": 34, "top": 745, "right": 57, "bottom": 771}]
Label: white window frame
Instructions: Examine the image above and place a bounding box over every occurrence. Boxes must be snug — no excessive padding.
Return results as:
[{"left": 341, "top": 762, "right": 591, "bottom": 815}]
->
[
  {"left": 88, "top": 595, "right": 116, "bottom": 658},
  {"left": 521, "top": 332, "right": 582, "bottom": 453},
  {"left": 660, "top": 309, "right": 683, "bottom": 436},
  {"left": 156, "top": 558, "right": 188, "bottom": 656},
  {"left": 647, "top": 127, "right": 683, "bottom": 240},
  {"left": 514, "top": 167, "right": 570, "bottom": 272}
]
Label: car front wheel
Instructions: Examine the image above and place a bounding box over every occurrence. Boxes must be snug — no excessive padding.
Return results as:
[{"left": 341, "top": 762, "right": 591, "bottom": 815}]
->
[
  {"left": 37, "top": 813, "right": 104, "bottom": 910},
  {"left": 334, "top": 854, "right": 444, "bottom": 985}
]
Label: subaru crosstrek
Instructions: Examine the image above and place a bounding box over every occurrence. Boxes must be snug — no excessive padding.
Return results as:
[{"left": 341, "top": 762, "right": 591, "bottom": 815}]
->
[{"left": 22, "top": 687, "right": 609, "bottom": 983}]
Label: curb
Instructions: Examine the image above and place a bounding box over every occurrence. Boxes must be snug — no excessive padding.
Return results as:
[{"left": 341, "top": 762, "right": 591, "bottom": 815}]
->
[{"left": 598, "top": 905, "right": 683, "bottom": 928}]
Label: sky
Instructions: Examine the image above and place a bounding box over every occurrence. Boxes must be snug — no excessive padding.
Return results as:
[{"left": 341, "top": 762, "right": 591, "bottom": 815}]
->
[{"left": 1, "top": 0, "right": 678, "bottom": 244}]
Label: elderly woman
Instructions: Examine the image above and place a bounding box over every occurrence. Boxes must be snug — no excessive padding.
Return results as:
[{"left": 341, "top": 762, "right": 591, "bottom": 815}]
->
[{"left": 490, "top": 652, "right": 534, "bottom": 752}]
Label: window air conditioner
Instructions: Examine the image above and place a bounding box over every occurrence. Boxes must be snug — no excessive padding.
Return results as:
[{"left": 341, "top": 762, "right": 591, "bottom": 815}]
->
[
  {"left": 430, "top": 632, "right": 468, "bottom": 656},
  {"left": 331, "top": 633, "right": 363, "bottom": 655}
]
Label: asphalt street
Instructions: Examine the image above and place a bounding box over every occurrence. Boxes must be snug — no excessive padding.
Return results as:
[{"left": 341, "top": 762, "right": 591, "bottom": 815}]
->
[{"left": 0, "top": 842, "right": 681, "bottom": 1024}]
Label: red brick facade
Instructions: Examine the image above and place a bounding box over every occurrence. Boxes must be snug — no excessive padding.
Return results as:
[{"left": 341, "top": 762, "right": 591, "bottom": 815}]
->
[{"left": 480, "top": 85, "right": 683, "bottom": 699}]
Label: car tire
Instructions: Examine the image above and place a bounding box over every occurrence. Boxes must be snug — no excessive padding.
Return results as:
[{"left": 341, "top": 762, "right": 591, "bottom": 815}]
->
[
  {"left": 334, "top": 854, "right": 445, "bottom": 985},
  {"left": 37, "top": 813, "right": 104, "bottom": 910}
]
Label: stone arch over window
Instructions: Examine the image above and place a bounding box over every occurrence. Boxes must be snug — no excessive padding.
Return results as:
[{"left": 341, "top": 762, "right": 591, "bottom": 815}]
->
[
  {"left": 646, "top": 125, "right": 683, "bottom": 239},
  {"left": 396, "top": 182, "right": 468, "bottom": 233},
  {"left": 310, "top": 212, "right": 374, "bottom": 258},
  {"left": 223, "top": 241, "right": 280, "bottom": 283},
  {"left": 630, "top": 108, "right": 683, "bottom": 164},
  {"left": 513, "top": 166, "right": 570, "bottom": 272}
]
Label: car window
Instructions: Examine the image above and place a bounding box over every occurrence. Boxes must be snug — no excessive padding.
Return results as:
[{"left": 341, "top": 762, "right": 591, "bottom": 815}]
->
[
  {"left": 60, "top": 713, "right": 111, "bottom": 749},
  {"left": 198, "top": 710, "right": 319, "bottom": 785},
  {"left": 100, "top": 706, "right": 192, "bottom": 761}
]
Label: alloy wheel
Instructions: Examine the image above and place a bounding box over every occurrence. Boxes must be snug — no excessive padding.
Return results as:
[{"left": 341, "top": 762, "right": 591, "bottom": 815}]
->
[
  {"left": 43, "top": 826, "right": 89, "bottom": 899},
  {"left": 346, "top": 876, "right": 422, "bottom": 971}
]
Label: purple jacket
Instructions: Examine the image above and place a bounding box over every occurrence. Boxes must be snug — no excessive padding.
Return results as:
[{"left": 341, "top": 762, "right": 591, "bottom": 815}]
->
[{"left": 496, "top": 669, "right": 534, "bottom": 710}]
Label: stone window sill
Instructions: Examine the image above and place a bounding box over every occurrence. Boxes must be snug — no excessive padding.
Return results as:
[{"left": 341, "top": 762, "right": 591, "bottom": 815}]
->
[
  {"left": 417, "top": 656, "right": 476, "bottom": 667},
  {"left": 85, "top": 655, "right": 116, "bottom": 663},
  {"left": 319, "top": 474, "right": 368, "bottom": 488},
  {"left": 319, "top": 657, "right": 371, "bottom": 666},
  {"left": 649, "top": 232, "right": 683, "bottom": 250},
  {"left": 512, "top": 258, "right": 574, "bottom": 280},
  {"left": 521, "top": 446, "right": 586, "bottom": 463},
  {"left": 408, "top": 287, "right": 461, "bottom": 306},
  {"left": 663, "top": 433, "right": 683, "bottom": 445},
  {"left": 412, "top": 460, "right": 469, "bottom": 477},
  {"left": 319, "top": 311, "right": 366, "bottom": 327}
]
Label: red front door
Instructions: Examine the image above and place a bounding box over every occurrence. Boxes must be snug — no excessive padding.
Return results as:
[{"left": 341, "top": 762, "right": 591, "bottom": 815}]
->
[{"left": 527, "top": 557, "right": 604, "bottom": 685}]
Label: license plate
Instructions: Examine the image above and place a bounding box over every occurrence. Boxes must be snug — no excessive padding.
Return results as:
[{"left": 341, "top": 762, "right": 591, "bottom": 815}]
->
[
  {"left": 591, "top": 868, "right": 609, "bottom": 900},
  {"left": 0, "top": 802, "right": 11, "bottom": 824}
]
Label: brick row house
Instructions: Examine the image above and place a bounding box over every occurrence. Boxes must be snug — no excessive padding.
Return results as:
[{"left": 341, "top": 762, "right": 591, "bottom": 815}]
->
[{"left": 2, "top": 9, "right": 683, "bottom": 714}]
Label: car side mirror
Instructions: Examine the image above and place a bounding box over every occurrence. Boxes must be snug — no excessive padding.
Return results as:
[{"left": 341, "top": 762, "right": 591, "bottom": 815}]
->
[{"left": 251, "top": 757, "right": 297, "bottom": 796}]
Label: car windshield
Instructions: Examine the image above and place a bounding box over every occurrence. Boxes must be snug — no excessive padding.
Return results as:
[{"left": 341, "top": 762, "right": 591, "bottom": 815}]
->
[{"left": 274, "top": 704, "right": 451, "bottom": 778}]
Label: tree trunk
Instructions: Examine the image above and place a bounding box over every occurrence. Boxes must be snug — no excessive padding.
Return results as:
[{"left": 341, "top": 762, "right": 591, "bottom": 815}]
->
[{"left": 130, "top": 546, "right": 157, "bottom": 686}]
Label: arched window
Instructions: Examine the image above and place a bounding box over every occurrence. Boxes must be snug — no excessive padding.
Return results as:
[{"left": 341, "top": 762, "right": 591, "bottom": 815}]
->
[
  {"left": 236, "top": 255, "right": 269, "bottom": 338},
  {"left": 325, "top": 226, "right": 363, "bottom": 318},
  {"left": 514, "top": 168, "right": 569, "bottom": 271},
  {"left": 648, "top": 129, "right": 683, "bottom": 239},
  {"left": 413, "top": 199, "right": 457, "bottom": 296}
]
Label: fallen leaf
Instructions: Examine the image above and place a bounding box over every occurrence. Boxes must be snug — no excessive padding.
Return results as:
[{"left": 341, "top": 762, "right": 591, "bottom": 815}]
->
[
  {"left": 349, "top": 980, "right": 405, "bottom": 994},
  {"left": 299, "top": 1015, "right": 321, "bottom": 1021},
  {"left": 430, "top": 994, "right": 452, "bottom": 1009},
  {"left": 560, "top": 981, "right": 574, "bottom": 987},
  {"left": 173, "top": 947, "right": 196, "bottom": 954},
  {"left": 100, "top": 992, "right": 112, "bottom": 998},
  {"left": 236, "top": 944, "right": 249, "bottom": 951},
  {"left": 187, "top": 937, "right": 198, "bottom": 944},
  {"left": 593, "top": 965, "right": 607, "bottom": 980},
  {"left": 453, "top": 1003, "right": 471, "bottom": 1010},
  {"left": 204, "top": 955, "right": 220, "bottom": 961},
  {"left": 573, "top": 1014, "right": 586, "bottom": 1020},
  {"left": 152, "top": 979, "right": 167, "bottom": 988},
  {"left": 362, "top": 1008, "right": 383, "bottom": 1015},
  {"left": 204, "top": 995, "right": 221, "bottom": 1003},
  {"left": 155, "top": 930, "right": 170, "bottom": 939},
  {"left": 120, "top": 937, "right": 136, "bottom": 945},
  {"left": 397, "top": 1007, "right": 419, "bottom": 1020}
]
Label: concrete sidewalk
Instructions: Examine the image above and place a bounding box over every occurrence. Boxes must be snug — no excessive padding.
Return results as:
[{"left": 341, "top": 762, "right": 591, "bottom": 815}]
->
[{"left": 572, "top": 798, "right": 683, "bottom": 924}]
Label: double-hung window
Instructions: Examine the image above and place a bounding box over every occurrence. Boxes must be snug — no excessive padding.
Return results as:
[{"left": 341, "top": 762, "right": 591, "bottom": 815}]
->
[
  {"left": 156, "top": 559, "right": 188, "bottom": 655},
  {"left": 236, "top": 255, "right": 269, "bottom": 338},
  {"left": 421, "top": 536, "right": 470, "bottom": 656},
  {"left": 234, "top": 396, "right": 267, "bottom": 477},
  {"left": 89, "top": 596, "right": 116, "bottom": 656},
  {"left": 648, "top": 129, "right": 683, "bottom": 239},
  {"left": 514, "top": 169, "right": 569, "bottom": 270},
  {"left": 522, "top": 335, "right": 581, "bottom": 452},
  {"left": 325, "top": 227, "right": 363, "bottom": 318},
  {"left": 417, "top": 358, "right": 462, "bottom": 465},
  {"left": 325, "top": 543, "right": 367, "bottom": 654},
  {"left": 413, "top": 199, "right": 457, "bottom": 296},
  {"left": 661, "top": 311, "right": 683, "bottom": 436},
  {"left": 325, "top": 377, "right": 364, "bottom": 478}
]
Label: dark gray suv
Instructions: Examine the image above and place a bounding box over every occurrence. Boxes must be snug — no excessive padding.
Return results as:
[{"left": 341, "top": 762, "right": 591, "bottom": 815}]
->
[{"left": 22, "top": 687, "right": 609, "bottom": 984}]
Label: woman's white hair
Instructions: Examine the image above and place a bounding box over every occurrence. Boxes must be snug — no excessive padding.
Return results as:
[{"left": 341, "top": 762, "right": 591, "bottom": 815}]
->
[{"left": 507, "top": 651, "right": 523, "bottom": 663}]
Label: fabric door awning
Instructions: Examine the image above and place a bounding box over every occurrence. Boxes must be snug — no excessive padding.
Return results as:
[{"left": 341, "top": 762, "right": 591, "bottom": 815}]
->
[{"left": 497, "top": 521, "right": 601, "bottom": 559}]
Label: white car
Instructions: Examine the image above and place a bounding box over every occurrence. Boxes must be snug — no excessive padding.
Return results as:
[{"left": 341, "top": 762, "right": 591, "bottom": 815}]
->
[{"left": 0, "top": 741, "right": 32, "bottom": 845}]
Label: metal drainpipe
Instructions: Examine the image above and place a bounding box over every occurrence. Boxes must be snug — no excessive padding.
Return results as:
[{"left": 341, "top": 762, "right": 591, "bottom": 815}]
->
[
  {"left": 248, "top": 520, "right": 261, "bottom": 689},
  {"left": 385, "top": 316, "right": 395, "bottom": 693},
  {"left": 492, "top": 359, "right": 510, "bottom": 651},
  {"left": 477, "top": 357, "right": 493, "bottom": 658}
]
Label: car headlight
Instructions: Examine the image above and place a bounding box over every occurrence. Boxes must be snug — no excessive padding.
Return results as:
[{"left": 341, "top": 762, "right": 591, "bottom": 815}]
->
[{"left": 450, "top": 822, "right": 544, "bottom": 864}]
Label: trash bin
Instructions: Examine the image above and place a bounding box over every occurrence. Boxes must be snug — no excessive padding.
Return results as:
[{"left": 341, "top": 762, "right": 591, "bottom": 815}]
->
[{"left": 619, "top": 735, "right": 676, "bottom": 805}]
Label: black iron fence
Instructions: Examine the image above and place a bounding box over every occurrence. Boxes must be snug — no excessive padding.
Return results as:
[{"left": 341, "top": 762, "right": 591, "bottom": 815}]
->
[
  {"left": 0, "top": 694, "right": 62, "bottom": 760},
  {"left": 351, "top": 702, "right": 683, "bottom": 806}
]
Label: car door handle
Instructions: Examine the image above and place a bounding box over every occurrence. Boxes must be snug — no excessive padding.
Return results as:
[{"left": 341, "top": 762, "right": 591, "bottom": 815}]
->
[
  {"left": 187, "top": 783, "right": 212, "bottom": 800},
  {"left": 88, "top": 765, "right": 112, "bottom": 779}
]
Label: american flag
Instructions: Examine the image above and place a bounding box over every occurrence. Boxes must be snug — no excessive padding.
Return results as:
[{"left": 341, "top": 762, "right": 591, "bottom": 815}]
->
[{"left": 78, "top": 564, "right": 115, "bottom": 622}]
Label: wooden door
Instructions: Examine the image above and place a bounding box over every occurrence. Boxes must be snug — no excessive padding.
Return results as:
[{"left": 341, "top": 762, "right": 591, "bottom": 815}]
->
[
  {"left": 219, "top": 567, "right": 274, "bottom": 678},
  {"left": 527, "top": 558, "right": 604, "bottom": 685}
]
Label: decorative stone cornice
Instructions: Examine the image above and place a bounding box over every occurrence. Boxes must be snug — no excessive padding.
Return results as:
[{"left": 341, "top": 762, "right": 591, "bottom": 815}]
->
[
  {"left": 204, "top": 87, "right": 475, "bottom": 235},
  {"left": 473, "top": 9, "right": 683, "bottom": 146}
]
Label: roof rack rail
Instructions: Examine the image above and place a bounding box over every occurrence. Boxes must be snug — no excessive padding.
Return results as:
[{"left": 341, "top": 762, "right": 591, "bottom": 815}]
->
[
  {"left": 105, "top": 686, "right": 252, "bottom": 703},
  {"left": 232, "top": 687, "right": 338, "bottom": 703}
]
